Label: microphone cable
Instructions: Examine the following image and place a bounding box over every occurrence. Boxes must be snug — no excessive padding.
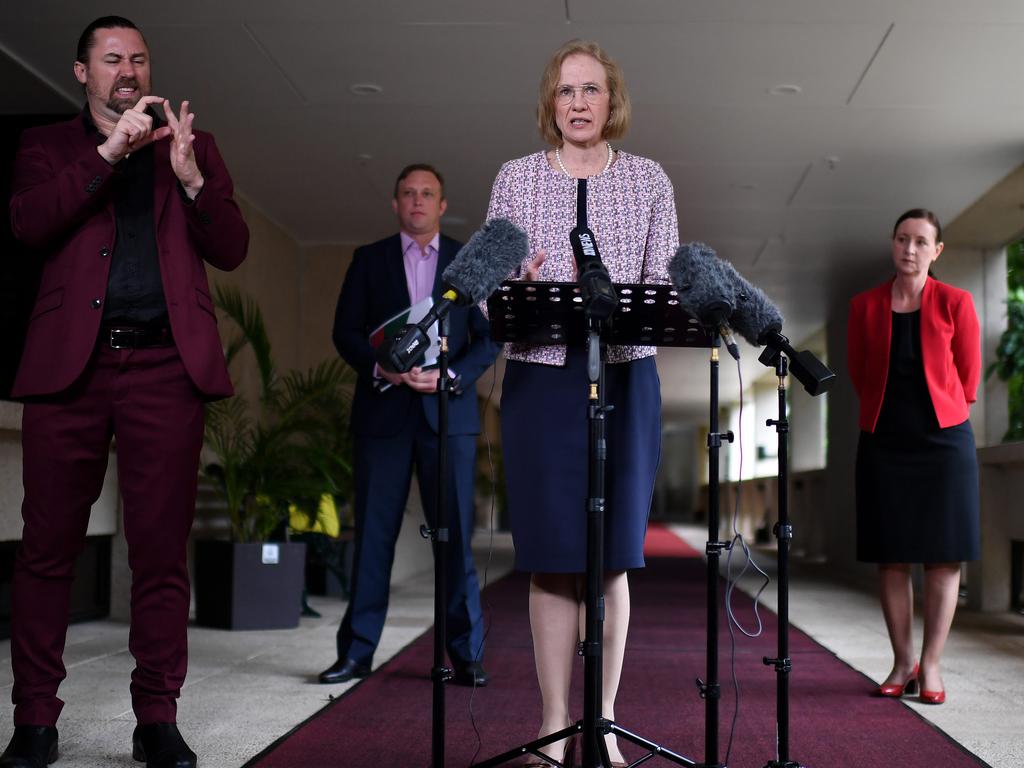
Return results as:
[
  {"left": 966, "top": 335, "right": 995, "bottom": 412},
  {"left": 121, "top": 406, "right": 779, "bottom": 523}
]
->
[{"left": 720, "top": 355, "right": 771, "bottom": 767}]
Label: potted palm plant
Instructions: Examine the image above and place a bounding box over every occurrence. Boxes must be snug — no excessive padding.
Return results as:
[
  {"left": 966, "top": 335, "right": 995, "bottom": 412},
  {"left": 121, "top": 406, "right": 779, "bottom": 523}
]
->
[{"left": 194, "top": 284, "right": 355, "bottom": 630}]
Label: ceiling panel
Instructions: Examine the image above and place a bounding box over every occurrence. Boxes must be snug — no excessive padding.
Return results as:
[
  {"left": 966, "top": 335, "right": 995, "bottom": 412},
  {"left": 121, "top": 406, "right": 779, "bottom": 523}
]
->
[
  {"left": 569, "top": 21, "right": 888, "bottom": 107},
  {"left": 244, "top": 22, "right": 571, "bottom": 106},
  {"left": 570, "top": 0, "right": 1024, "bottom": 25},
  {"left": 0, "top": 45, "right": 74, "bottom": 115},
  {"left": 854, "top": 23, "right": 1024, "bottom": 107},
  {"left": 663, "top": 161, "right": 810, "bottom": 210}
]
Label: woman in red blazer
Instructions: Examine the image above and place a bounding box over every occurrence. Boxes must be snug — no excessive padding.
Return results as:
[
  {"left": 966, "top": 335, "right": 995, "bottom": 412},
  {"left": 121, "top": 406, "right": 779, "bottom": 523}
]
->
[{"left": 847, "top": 209, "right": 980, "bottom": 706}]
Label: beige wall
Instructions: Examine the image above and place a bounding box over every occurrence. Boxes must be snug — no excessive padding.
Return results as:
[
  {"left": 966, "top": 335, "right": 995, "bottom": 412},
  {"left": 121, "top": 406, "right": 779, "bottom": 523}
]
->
[{"left": 299, "top": 243, "right": 356, "bottom": 366}]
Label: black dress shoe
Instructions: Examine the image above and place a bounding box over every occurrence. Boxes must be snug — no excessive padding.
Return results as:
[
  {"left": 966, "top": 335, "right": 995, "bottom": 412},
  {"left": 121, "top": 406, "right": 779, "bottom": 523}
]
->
[
  {"left": 131, "top": 723, "right": 196, "bottom": 768},
  {"left": 0, "top": 726, "right": 58, "bottom": 768},
  {"left": 318, "top": 658, "right": 371, "bottom": 684},
  {"left": 452, "top": 661, "right": 490, "bottom": 687}
]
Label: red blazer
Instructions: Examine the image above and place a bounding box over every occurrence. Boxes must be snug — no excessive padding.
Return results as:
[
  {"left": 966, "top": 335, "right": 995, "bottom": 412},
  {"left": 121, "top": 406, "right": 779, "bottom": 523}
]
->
[
  {"left": 847, "top": 277, "right": 980, "bottom": 432},
  {"left": 9, "top": 112, "right": 249, "bottom": 399}
]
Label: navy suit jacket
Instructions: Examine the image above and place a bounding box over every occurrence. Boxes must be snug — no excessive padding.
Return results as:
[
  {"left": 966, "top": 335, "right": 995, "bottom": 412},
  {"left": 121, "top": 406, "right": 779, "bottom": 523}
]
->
[{"left": 332, "top": 233, "right": 498, "bottom": 438}]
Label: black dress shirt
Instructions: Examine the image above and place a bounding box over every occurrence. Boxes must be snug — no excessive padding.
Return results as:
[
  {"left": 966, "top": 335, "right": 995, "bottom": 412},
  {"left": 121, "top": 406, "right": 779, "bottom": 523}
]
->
[{"left": 83, "top": 109, "right": 169, "bottom": 327}]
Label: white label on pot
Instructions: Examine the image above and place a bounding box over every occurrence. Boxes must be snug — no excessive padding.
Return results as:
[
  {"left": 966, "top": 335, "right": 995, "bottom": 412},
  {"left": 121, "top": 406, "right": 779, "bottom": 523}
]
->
[{"left": 262, "top": 544, "right": 280, "bottom": 564}]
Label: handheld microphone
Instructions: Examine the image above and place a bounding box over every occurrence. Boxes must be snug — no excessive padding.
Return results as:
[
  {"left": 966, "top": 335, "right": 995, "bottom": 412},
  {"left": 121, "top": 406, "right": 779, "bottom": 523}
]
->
[
  {"left": 758, "top": 329, "right": 836, "bottom": 396},
  {"left": 569, "top": 225, "right": 618, "bottom": 321},
  {"left": 377, "top": 218, "right": 529, "bottom": 373}
]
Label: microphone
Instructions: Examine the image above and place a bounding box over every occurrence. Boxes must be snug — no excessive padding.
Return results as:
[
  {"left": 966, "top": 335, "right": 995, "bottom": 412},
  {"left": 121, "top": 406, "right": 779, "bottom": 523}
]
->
[
  {"left": 377, "top": 218, "right": 529, "bottom": 373},
  {"left": 713, "top": 258, "right": 784, "bottom": 348},
  {"left": 669, "top": 242, "right": 833, "bottom": 394},
  {"left": 669, "top": 242, "right": 785, "bottom": 350},
  {"left": 441, "top": 218, "right": 530, "bottom": 305},
  {"left": 569, "top": 225, "right": 618, "bottom": 321},
  {"left": 668, "top": 242, "right": 741, "bottom": 358},
  {"left": 668, "top": 242, "right": 736, "bottom": 324}
]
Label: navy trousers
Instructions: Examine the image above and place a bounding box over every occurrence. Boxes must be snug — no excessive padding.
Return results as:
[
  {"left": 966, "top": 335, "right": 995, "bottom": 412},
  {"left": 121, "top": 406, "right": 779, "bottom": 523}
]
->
[{"left": 337, "top": 406, "right": 484, "bottom": 667}]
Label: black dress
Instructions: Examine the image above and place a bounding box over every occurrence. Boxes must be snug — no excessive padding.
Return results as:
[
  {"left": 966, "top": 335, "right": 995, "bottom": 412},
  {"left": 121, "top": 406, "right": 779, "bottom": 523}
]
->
[{"left": 855, "top": 310, "right": 980, "bottom": 563}]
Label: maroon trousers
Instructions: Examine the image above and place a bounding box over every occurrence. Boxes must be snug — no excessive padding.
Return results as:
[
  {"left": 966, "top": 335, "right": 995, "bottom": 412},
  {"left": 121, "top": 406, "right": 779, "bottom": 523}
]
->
[{"left": 12, "top": 343, "right": 204, "bottom": 726}]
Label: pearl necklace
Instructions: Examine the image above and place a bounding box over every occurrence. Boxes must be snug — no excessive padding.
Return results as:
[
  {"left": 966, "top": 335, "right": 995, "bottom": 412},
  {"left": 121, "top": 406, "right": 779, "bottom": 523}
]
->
[{"left": 555, "top": 141, "right": 613, "bottom": 179}]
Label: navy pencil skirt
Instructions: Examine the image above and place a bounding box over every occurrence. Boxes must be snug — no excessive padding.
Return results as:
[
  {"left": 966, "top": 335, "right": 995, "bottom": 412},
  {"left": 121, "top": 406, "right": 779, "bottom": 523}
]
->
[{"left": 500, "top": 349, "right": 661, "bottom": 573}]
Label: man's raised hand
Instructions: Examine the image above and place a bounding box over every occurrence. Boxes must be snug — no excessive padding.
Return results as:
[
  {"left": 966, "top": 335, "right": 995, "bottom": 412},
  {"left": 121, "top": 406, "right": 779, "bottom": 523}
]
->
[
  {"left": 163, "top": 99, "right": 204, "bottom": 199},
  {"left": 96, "top": 95, "right": 172, "bottom": 165}
]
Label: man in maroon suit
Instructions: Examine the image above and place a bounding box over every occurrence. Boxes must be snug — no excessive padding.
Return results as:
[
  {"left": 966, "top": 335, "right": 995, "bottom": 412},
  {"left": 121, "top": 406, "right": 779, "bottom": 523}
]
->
[{"left": 2, "top": 16, "right": 248, "bottom": 768}]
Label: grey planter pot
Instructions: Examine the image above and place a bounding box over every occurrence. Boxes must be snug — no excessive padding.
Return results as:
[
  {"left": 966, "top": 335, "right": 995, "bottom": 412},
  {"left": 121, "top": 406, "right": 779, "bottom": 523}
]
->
[{"left": 194, "top": 540, "right": 306, "bottom": 630}]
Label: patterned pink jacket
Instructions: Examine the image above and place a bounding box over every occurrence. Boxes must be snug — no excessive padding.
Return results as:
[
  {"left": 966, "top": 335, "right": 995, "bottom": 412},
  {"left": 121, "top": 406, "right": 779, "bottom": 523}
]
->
[{"left": 485, "top": 150, "right": 679, "bottom": 366}]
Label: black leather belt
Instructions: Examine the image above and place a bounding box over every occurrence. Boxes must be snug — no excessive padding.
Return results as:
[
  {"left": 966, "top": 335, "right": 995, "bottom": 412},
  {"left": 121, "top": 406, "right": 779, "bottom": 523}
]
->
[{"left": 102, "top": 325, "right": 175, "bottom": 349}]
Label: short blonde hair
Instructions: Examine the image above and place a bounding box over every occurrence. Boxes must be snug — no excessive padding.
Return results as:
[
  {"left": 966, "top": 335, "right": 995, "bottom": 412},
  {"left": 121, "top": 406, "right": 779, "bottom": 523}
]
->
[{"left": 536, "top": 40, "right": 631, "bottom": 146}]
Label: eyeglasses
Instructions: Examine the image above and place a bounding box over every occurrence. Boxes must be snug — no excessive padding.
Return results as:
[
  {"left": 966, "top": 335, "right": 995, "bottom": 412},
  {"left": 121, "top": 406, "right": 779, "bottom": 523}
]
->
[{"left": 554, "top": 84, "right": 607, "bottom": 104}]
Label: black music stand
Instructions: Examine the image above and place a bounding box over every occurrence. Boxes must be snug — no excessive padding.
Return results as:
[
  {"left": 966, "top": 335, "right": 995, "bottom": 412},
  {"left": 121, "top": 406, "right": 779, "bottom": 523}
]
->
[{"left": 474, "top": 280, "right": 727, "bottom": 768}]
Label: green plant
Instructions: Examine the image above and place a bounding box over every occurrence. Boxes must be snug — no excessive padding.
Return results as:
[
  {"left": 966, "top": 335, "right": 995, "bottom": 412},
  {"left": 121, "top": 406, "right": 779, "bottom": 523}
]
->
[
  {"left": 203, "top": 284, "right": 356, "bottom": 541},
  {"left": 987, "top": 288, "right": 1024, "bottom": 441}
]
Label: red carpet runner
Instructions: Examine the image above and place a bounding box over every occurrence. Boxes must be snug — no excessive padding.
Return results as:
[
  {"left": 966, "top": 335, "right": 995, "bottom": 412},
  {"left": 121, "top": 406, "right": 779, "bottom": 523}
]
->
[{"left": 247, "top": 526, "right": 988, "bottom": 767}]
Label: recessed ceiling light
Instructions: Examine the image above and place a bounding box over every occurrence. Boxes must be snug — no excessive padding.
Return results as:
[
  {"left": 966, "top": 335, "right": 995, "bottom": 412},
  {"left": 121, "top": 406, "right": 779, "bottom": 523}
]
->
[
  {"left": 350, "top": 83, "right": 383, "bottom": 96},
  {"left": 768, "top": 84, "right": 802, "bottom": 96}
]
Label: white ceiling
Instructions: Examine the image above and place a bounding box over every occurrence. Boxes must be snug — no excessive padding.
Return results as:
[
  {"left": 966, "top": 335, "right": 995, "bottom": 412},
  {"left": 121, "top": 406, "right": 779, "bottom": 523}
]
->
[{"left": 3, "top": 1, "right": 1024, "bottom": 416}]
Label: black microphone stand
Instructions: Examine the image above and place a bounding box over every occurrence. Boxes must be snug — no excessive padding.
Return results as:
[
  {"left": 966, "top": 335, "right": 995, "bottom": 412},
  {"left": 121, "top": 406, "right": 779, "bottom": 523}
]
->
[
  {"left": 755, "top": 332, "right": 833, "bottom": 768},
  {"left": 700, "top": 338, "right": 732, "bottom": 768},
  {"left": 380, "top": 308, "right": 456, "bottom": 768},
  {"left": 760, "top": 354, "right": 803, "bottom": 768},
  {"left": 424, "top": 312, "right": 453, "bottom": 768},
  {"left": 475, "top": 311, "right": 699, "bottom": 768}
]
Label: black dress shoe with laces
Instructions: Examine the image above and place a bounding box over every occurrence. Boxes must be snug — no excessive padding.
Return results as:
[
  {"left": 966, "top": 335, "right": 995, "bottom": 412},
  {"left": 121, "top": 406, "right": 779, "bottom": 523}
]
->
[
  {"left": 0, "top": 726, "right": 58, "bottom": 768},
  {"left": 452, "top": 661, "right": 490, "bottom": 687},
  {"left": 318, "top": 658, "right": 371, "bottom": 684},
  {"left": 131, "top": 723, "right": 196, "bottom": 768}
]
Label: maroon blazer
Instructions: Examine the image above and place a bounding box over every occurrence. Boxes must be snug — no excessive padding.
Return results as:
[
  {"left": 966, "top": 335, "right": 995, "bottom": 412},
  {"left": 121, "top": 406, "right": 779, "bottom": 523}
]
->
[
  {"left": 9, "top": 112, "right": 249, "bottom": 399},
  {"left": 847, "top": 277, "right": 980, "bottom": 432}
]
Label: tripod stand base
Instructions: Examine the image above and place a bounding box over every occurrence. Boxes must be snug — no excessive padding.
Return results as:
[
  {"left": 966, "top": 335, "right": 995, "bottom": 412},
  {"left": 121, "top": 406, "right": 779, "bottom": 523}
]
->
[
  {"left": 764, "top": 761, "right": 804, "bottom": 767},
  {"left": 473, "top": 718, "right": 701, "bottom": 768}
]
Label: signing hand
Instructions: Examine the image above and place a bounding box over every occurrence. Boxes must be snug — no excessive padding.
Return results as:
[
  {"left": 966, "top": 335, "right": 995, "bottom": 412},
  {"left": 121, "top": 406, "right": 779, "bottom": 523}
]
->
[
  {"left": 163, "top": 99, "right": 204, "bottom": 199},
  {"left": 97, "top": 95, "right": 172, "bottom": 165},
  {"left": 524, "top": 250, "right": 547, "bottom": 281}
]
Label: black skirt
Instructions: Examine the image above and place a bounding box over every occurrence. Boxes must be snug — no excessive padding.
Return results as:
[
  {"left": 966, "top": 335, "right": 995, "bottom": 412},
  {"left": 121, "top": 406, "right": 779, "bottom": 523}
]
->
[
  {"left": 856, "top": 420, "right": 980, "bottom": 563},
  {"left": 855, "top": 310, "right": 980, "bottom": 563}
]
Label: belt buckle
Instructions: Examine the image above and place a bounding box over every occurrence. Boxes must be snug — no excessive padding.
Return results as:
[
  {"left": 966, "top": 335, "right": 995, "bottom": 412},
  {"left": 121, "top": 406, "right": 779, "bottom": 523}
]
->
[{"left": 108, "top": 329, "right": 134, "bottom": 349}]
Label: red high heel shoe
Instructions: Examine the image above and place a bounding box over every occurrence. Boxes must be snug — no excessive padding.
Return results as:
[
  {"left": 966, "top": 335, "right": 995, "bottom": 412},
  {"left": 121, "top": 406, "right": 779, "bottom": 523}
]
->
[
  {"left": 919, "top": 688, "right": 946, "bottom": 704},
  {"left": 878, "top": 663, "right": 919, "bottom": 697}
]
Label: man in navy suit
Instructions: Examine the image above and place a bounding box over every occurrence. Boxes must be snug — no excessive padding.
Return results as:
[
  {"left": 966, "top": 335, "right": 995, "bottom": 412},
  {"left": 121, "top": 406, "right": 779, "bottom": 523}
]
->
[{"left": 320, "top": 164, "right": 498, "bottom": 687}]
